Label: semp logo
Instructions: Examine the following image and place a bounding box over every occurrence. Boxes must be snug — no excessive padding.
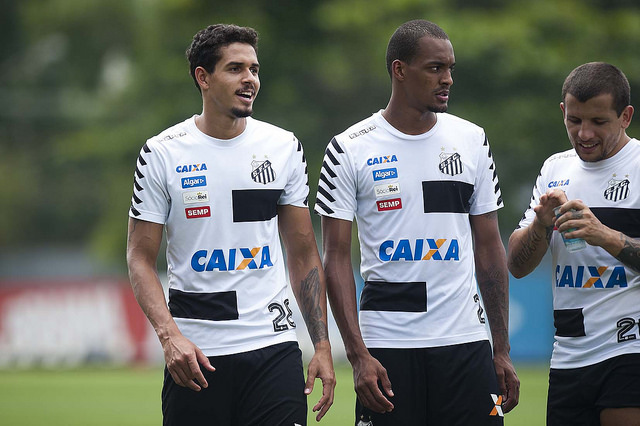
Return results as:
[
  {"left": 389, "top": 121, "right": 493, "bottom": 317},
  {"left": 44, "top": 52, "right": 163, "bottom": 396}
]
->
[
  {"left": 191, "top": 246, "right": 273, "bottom": 271},
  {"left": 183, "top": 191, "right": 209, "bottom": 204},
  {"left": 176, "top": 163, "right": 208, "bottom": 173},
  {"left": 548, "top": 179, "right": 570, "bottom": 188},
  {"left": 374, "top": 183, "right": 401, "bottom": 198},
  {"left": 372, "top": 168, "right": 398, "bottom": 181},
  {"left": 377, "top": 198, "right": 402, "bottom": 211},
  {"left": 185, "top": 206, "right": 211, "bottom": 219},
  {"left": 181, "top": 175, "right": 207, "bottom": 189},
  {"left": 379, "top": 238, "right": 460, "bottom": 262},
  {"left": 367, "top": 154, "right": 398, "bottom": 166},
  {"left": 556, "top": 265, "right": 627, "bottom": 288}
]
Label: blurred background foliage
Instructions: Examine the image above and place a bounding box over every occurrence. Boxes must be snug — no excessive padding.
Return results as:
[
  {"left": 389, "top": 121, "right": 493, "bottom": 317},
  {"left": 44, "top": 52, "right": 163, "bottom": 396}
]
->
[{"left": 1, "top": 0, "right": 639, "bottom": 273}]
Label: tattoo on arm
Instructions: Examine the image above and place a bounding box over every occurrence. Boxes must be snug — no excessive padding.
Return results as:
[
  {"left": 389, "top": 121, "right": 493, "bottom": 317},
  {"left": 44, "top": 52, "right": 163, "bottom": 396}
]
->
[
  {"left": 510, "top": 225, "right": 552, "bottom": 268},
  {"left": 298, "top": 266, "right": 329, "bottom": 345},
  {"left": 476, "top": 264, "right": 508, "bottom": 338},
  {"left": 616, "top": 234, "right": 640, "bottom": 273}
]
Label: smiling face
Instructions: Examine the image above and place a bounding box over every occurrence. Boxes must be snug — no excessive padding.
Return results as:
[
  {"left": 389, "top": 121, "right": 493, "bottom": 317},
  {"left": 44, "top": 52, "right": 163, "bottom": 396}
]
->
[
  {"left": 199, "top": 42, "right": 260, "bottom": 119},
  {"left": 560, "top": 93, "right": 633, "bottom": 162},
  {"left": 400, "top": 36, "right": 455, "bottom": 114}
]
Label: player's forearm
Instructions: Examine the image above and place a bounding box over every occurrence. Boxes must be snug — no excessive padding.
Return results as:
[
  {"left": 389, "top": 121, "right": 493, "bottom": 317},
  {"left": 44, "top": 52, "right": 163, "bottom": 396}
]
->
[
  {"left": 476, "top": 252, "right": 511, "bottom": 354},
  {"left": 324, "top": 259, "right": 368, "bottom": 363},
  {"left": 613, "top": 233, "right": 640, "bottom": 273},
  {"left": 507, "top": 218, "right": 552, "bottom": 278},
  {"left": 290, "top": 264, "right": 331, "bottom": 347}
]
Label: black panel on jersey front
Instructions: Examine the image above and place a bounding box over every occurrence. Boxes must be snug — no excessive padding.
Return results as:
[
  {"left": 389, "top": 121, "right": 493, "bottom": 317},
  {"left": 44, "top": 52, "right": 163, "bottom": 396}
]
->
[
  {"left": 168, "top": 288, "right": 239, "bottom": 321},
  {"left": 422, "top": 181, "right": 474, "bottom": 213},
  {"left": 591, "top": 207, "right": 640, "bottom": 238},
  {"left": 232, "top": 189, "right": 283, "bottom": 222},
  {"left": 553, "top": 308, "right": 586, "bottom": 337},
  {"left": 360, "top": 281, "right": 427, "bottom": 312}
]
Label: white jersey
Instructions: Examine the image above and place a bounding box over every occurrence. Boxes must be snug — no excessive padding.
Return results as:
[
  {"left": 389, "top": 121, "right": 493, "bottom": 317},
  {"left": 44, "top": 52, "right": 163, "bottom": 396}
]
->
[
  {"left": 518, "top": 139, "right": 640, "bottom": 369},
  {"left": 315, "top": 111, "right": 503, "bottom": 348},
  {"left": 129, "top": 116, "right": 309, "bottom": 356}
]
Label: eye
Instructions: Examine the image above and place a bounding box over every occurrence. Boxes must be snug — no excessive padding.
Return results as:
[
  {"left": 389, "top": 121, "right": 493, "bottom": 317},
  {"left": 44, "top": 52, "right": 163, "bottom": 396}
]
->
[{"left": 250, "top": 67, "right": 259, "bottom": 75}]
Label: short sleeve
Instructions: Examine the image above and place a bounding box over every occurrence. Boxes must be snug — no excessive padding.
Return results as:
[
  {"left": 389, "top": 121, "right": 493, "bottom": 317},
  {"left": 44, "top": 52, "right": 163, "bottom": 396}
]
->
[
  {"left": 314, "top": 137, "right": 357, "bottom": 221},
  {"left": 278, "top": 136, "right": 310, "bottom": 208},
  {"left": 128, "top": 141, "right": 170, "bottom": 224},
  {"left": 469, "top": 134, "right": 504, "bottom": 215}
]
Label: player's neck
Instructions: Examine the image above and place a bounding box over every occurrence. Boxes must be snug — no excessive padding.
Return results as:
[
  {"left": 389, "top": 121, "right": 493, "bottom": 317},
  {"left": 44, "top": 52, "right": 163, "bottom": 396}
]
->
[
  {"left": 195, "top": 110, "right": 247, "bottom": 140},
  {"left": 382, "top": 101, "right": 437, "bottom": 136}
]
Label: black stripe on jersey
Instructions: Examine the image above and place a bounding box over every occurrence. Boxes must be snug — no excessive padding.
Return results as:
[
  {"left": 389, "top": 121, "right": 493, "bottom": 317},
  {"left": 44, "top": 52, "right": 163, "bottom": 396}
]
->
[
  {"left": 592, "top": 207, "right": 640, "bottom": 238},
  {"left": 315, "top": 199, "right": 334, "bottom": 215},
  {"left": 130, "top": 204, "right": 141, "bottom": 216},
  {"left": 360, "top": 281, "right": 427, "bottom": 312},
  {"left": 132, "top": 193, "right": 142, "bottom": 204},
  {"left": 317, "top": 186, "right": 335, "bottom": 203},
  {"left": 330, "top": 138, "right": 344, "bottom": 154},
  {"left": 232, "top": 189, "right": 283, "bottom": 222},
  {"left": 142, "top": 143, "right": 151, "bottom": 153},
  {"left": 326, "top": 149, "right": 340, "bottom": 166},
  {"left": 553, "top": 308, "right": 586, "bottom": 337},
  {"left": 322, "top": 161, "right": 337, "bottom": 178},
  {"left": 168, "top": 288, "right": 239, "bottom": 321},
  {"left": 137, "top": 154, "right": 147, "bottom": 166},
  {"left": 422, "top": 181, "right": 474, "bottom": 213},
  {"left": 135, "top": 166, "right": 144, "bottom": 179},
  {"left": 320, "top": 173, "right": 336, "bottom": 190},
  {"left": 134, "top": 179, "right": 143, "bottom": 192}
]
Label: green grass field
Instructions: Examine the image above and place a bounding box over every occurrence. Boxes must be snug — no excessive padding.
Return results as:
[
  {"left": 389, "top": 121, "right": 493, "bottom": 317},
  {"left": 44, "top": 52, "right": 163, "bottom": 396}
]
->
[{"left": 0, "top": 363, "right": 548, "bottom": 425}]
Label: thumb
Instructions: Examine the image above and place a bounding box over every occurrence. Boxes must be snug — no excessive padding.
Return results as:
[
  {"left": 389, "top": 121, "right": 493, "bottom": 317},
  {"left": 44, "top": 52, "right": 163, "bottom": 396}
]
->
[
  {"left": 196, "top": 348, "right": 216, "bottom": 372},
  {"left": 304, "top": 371, "right": 316, "bottom": 395}
]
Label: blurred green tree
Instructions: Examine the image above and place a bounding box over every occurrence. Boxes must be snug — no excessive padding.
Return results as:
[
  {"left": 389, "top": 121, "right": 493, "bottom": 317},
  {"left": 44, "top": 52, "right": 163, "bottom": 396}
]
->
[{"left": 1, "top": 0, "right": 638, "bottom": 272}]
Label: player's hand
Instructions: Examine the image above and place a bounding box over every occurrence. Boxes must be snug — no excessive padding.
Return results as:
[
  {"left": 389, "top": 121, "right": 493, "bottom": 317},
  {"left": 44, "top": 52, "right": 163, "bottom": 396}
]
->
[
  {"left": 555, "top": 199, "right": 613, "bottom": 248},
  {"left": 304, "top": 342, "right": 336, "bottom": 421},
  {"left": 352, "top": 353, "right": 394, "bottom": 413},
  {"left": 161, "top": 333, "right": 216, "bottom": 392},
  {"left": 493, "top": 351, "right": 520, "bottom": 413},
  {"left": 533, "top": 189, "right": 568, "bottom": 228}
]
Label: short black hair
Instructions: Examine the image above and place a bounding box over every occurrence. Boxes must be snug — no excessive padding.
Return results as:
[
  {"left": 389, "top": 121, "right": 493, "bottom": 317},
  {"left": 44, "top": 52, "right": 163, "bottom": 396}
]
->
[
  {"left": 562, "top": 62, "right": 631, "bottom": 116},
  {"left": 386, "top": 20, "right": 449, "bottom": 77},
  {"left": 186, "top": 24, "right": 259, "bottom": 92}
]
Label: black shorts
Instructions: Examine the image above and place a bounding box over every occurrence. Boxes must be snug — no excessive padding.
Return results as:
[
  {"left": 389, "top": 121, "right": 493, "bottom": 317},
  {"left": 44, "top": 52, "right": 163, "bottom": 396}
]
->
[
  {"left": 162, "top": 341, "right": 307, "bottom": 426},
  {"left": 547, "top": 353, "right": 640, "bottom": 426},
  {"left": 355, "top": 340, "right": 503, "bottom": 426}
]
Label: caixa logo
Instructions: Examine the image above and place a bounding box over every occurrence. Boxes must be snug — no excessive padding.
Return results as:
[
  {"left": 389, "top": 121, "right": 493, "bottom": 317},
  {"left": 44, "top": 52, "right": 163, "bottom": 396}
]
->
[
  {"left": 379, "top": 238, "right": 460, "bottom": 262},
  {"left": 181, "top": 175, "right": 207, "bottom": 189},
  {"left": 556, "top": 265, "right": 627, "bottom": 288},
  {"left": 367, "top": 155, "right": 398, "bottom": 166},
  {"left": 191, "top": 246, "right": 273, "bottom": 272},
  {"left": 176, "top": 163, "right": 208, "bottom": 173},
  {"left": 372, "top": 168, "right": 398, "bottom": 181},
  {"left": 548, "top": 179, "right": 570, "bottom": 188}
]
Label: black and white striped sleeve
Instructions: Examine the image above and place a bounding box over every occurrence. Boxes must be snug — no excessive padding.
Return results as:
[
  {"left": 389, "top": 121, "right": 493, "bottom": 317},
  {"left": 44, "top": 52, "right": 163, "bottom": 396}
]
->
[{"left": 313, "top": 137, "right": 357, "bottom": 221}]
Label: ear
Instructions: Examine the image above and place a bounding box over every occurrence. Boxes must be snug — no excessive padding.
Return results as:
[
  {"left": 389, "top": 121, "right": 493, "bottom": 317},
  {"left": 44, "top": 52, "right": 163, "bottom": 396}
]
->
[
  {"left": 620, "top": 105, "right": 634, "bottom": 129},
  {"left": 194, "top": 66, "right": 210, "bottom": 91},
  {"left": 559, "top": 102, "right": 566, "bottom": 118},
  {"left": 391, "top": 60, "right": 405, "bottom": 81}
]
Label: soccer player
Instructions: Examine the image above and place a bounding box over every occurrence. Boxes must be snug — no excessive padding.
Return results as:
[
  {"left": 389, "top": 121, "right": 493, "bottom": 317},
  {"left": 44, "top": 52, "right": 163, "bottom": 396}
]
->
[
  {"left": 126, "top": 24, "right": 335, "bottom": 425},
  {"left": 315, "top": 19, "right": 519, "bottom": 425},
  {"left": 508, "top": 62, "right": 640, "bottom": 426}
]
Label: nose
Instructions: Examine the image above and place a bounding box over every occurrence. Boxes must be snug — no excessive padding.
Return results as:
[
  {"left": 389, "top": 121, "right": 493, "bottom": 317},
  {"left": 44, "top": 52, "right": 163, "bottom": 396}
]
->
[
  {"left": 578, "top": 123, "right": 594, "bottom": 141},
  {"left": 441, "top": 69, "right": 453, "bottom": 86},
  {"left": 242, "top": 68, "right": 258, "bottom": 84}
]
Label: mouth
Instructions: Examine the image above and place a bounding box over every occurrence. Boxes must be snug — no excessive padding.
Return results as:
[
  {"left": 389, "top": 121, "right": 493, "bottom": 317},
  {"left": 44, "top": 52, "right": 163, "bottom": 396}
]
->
[
  {"left": 236, "top": 89, "right": 255, "bottom": 103},
  {"left": 435, "top": 90, "right": 449, "bottom": 102}
]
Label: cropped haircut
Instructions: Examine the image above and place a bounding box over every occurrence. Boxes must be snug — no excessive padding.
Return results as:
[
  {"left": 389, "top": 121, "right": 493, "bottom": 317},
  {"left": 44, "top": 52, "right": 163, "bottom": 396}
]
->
[
  {"left": 186, "top": 24, "right": 258, "bottom": 92},
  {"left": 386, "top": 20, "right": 449, "bottom": 77},
  {"left": 562, "top": 62, "right": 631, "bottom": 116}
]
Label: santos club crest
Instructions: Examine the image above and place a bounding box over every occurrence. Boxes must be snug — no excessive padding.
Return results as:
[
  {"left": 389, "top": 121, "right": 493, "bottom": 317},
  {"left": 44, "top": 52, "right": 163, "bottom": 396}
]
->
[
  {"left": 251, "top": 160, "right": 276, "bottom": 184},
  {"left": 604, "top": 178, "right": 630, "bottom": 202},
  {"left": 439, "top": 152, "right": 463, "bottom": 176}
]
